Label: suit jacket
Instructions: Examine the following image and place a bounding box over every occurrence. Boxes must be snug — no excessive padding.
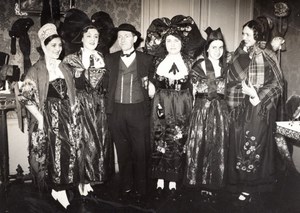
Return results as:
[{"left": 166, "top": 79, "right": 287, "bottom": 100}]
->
[{"left": 105, "top": 50, "right": 153, "bottom": 115}]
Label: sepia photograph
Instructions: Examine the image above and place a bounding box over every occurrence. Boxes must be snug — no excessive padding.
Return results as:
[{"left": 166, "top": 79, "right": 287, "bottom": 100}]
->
[{"left": 1, "top": 0, "right": 300, "bottom": 212}]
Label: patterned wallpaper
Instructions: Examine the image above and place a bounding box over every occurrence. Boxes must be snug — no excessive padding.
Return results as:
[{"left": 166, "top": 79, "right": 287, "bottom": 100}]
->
[
  {"left": 75, "top": 0, "right": 141, "bottom": 52},
  {"left": 0, "top": 0, "right": 141, "bottom": 75},
  {"left": 75, "top": 0, "right": 141, "bottom": 28}
]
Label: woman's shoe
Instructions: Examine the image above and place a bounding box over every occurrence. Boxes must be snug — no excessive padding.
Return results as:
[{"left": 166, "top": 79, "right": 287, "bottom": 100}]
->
[
  {"left": 201, "top": 190, "right": 217, "bottom": 203},
  {"left": 78, "top": 183, "right": 94, "bottom": 196},
  {"left": 234, "top": 192, "right": 252, "bottom": 206},
  {"left": 239, "top": 192, "right": 251, "bottom": 202},
  {"left": 51, "top": 189, "right": 70, "bottom": 209}
]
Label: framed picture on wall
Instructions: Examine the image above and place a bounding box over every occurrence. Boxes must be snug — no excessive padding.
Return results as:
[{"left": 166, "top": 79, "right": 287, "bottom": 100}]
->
[{"left": 15, "top": 0, "right": 75, "bottom": 16}]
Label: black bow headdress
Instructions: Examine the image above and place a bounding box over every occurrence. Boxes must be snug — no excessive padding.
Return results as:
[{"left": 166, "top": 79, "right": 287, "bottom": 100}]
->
[
  {"left": 58, "top": 9, "right": 90, "bottom": 55},
  {"left": 91, "top": 11, "right": 116, "bottom": 56},
  {"left": 203, "top": 27, "right": 227, "bottom": 68},
  {"left": 145, "top": 15, "right": 205, "bottom": 58},
  {"left": 58, "top": 9, "right": 115, "bottom": 55},
  {"left": 205, "top": 27, "right": 224, "bottom": 45}
]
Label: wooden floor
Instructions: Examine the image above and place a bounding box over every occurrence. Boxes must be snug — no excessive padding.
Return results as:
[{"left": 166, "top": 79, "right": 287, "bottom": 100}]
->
[{"left": 1, "top": 170, "right": 300, "bottom": 213}]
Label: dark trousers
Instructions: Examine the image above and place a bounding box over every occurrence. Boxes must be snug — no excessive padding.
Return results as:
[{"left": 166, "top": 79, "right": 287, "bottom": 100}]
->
[{"left": 109, "top": 102, "right": 149, "bottom": 195}]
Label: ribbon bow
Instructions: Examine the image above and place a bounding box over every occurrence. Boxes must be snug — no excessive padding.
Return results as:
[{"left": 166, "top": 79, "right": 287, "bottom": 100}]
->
[
  {"left": 145, "top": 15, "right": 206, "bottom": 58},
  {"left": 168, "top": 63, "right": 179, "bottom": 75}
]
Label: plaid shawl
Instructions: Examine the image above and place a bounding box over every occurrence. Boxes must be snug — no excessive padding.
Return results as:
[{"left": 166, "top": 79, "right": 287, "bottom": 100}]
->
[
  {"left": 191, "top": 56, "right": 226, "bottom": 99},
  {"left": 227, "top": 43, "right": 283, "bottom": 117}
]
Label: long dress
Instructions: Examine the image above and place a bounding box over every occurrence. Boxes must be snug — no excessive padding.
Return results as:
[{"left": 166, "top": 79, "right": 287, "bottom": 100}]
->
[
  {"left": 226, "top": 43, "right": 283, "bottom": 193},
  {"left": 20, "top": 59, "right": 80, "bottom": 190},
  {"left": 184, "top": 58, "right": 229, "bottom": 190},
  {"left": 44, "top": 79, "right": 79, "bottom": 190},
  {"left": 151, "top": 55, "right": 193, "bottom": 182},
  {"left": 63, "top": 50, "right": 112, "bottom": 185}
]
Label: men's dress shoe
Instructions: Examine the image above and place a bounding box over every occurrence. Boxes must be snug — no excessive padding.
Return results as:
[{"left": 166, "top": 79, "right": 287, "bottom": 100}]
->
[
  {"left": 169, "top": 188, "right": 177, "bottom": 201},
  {"left": 133, "top": 191, "right": 147, "bottom": 206},
  {"left": 201, "top": 190, "right": 217, "bottom": 203},
  {"left": 134, "top": 192, "right": 143, "bottom": 203},
  {"left": 154, "top": 187, "right": 163, "bottom": 200},
  {"left": 118, "top": 189, "right": 132, "bottom": 202}
]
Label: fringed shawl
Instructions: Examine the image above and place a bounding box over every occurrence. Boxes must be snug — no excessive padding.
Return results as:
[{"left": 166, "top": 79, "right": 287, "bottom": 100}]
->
[{"left": 227, "top": 43, "right": 283, "bottom": 117}]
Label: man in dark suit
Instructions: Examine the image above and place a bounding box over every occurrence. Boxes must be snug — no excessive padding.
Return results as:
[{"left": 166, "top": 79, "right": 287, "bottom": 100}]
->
[{"left": 105, "top": 23, "right": 154, "bottom": 201}]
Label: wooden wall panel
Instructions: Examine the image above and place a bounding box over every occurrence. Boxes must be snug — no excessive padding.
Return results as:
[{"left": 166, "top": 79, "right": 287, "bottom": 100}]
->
[{"left": 141, "top": 0, "right": 254, "bottom": 51}]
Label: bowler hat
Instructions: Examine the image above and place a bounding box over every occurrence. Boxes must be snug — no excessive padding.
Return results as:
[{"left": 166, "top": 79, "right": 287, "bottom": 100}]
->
[{"left": 115, "top": 23, "right": 141, "bottom": 37}]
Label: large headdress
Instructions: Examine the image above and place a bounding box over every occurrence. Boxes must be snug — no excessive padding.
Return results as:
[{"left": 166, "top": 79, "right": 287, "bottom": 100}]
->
[
  {"left": 205, "top": 27, "right": 224, "bottom": 46},
  {"left": 91, "top": 11, "right": 116, "bottom": 55},
  {"left": 204, "top": 27, "right": 226, "bottom": 66},
  {"left": 38, "top": 23, "right": 60, "bottom": 59},
  {"left": 58, "top": 9, "right": 115, "bottom": 55},
  {"left": 38, "top": 23, "right": 58, "bottom": 45},
  {"left": 145, "top": 15, "right": 205, "bottom": 58},
  {"left": 59, "top": 9, "right": 90, "bottom": 43},
  {"left": 204, "top": 27, "right": 225, "bottom": 54}
]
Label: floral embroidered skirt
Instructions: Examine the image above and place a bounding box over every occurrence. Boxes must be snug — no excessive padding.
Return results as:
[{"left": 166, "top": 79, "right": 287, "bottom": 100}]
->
[
  {"left": 151, "top": 88, "right": 192, "bottom": 182},
  {"left": 184, "top": 97, "right": 229, "bottom": 190},
  {"left": 227, "top": 102, "right": 278, "bottom": 193}
]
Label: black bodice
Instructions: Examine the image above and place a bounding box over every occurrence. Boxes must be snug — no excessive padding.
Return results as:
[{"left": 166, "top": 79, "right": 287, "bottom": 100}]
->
[{"left": 47, "top": 78, "right": 68, "bottom": 99}]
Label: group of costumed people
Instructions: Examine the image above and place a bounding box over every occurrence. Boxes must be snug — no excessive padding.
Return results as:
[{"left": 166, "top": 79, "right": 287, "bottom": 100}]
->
[
  {"left": 16, "top": 7, "right": 296, "bottom": 209},
  {"left": 18, "top": 9, "right": 115, "bottom": 208},
  {"left": 144, "top": 13, "right": 294, "bottom": 204}
]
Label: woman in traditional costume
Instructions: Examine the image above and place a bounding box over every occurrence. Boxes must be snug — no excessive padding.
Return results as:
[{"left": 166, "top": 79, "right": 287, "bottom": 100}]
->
[
  {"left": 63, "top": 21, "right": 112, "bottom": 196},
  {"left": 20, "top": 23, "right": 80, "bottom": 209},
  {"left": 184, "top": 27, "right": 229, "bottom": 201},
  {"left": 145, "top": 15, "right": 205, "bottom": 201},
  {"left": 226, "top": 18, "right": 283, "bottom": 203}
]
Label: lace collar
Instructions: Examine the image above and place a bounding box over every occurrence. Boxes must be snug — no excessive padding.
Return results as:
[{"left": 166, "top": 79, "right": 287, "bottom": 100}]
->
[{"left": 46, "top": 58, "right": 64, "bottom": 81}]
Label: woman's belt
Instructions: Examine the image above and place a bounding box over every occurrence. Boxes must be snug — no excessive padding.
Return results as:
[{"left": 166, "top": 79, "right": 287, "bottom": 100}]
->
[
  {"left": 157, "top": 81, "right": 189, "bottom": 91},
  {"left": 195, "top": 93, "right": 225, "bottom": 100}
]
